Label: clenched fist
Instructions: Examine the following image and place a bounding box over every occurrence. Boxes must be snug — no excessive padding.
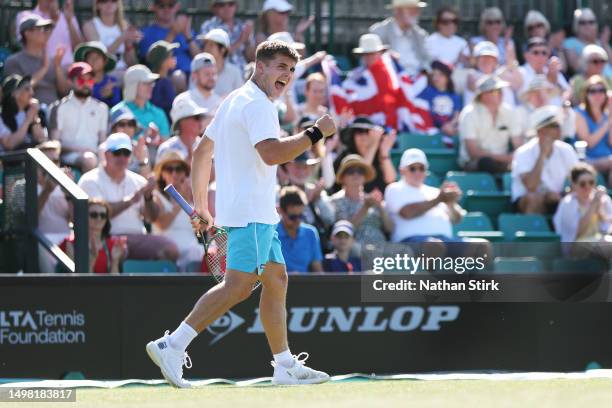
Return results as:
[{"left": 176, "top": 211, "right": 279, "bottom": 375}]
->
[{"left": 315, "top": 114, "right": 337, "bottom": 138}]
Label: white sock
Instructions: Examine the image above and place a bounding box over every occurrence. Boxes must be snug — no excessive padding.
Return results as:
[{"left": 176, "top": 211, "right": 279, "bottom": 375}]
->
[
  {"left": 273, "top": 349, "right": 295, "bottom": 368},
  {"left": 168, "top": 321, "right": 198, "bottom": 352}
]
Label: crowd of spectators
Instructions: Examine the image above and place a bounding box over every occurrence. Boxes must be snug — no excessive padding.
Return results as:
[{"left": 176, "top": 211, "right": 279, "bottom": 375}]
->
[{"left": 0, "top": 0, "right": 611, "bottom": 274}]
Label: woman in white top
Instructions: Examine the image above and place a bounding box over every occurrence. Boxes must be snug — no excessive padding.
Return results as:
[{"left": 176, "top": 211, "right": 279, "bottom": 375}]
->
[
  {"left": 425, "top": 6, "right": 469, "bottom": 67},
  {"left": 553, "top": 163, "right": 612, "bottom": 260},
  {"left": 82, "top": 0, "right": 141, "bottom": 72},
  {"left": 152, "top": 149, "right": 204, "bottom": 271}
]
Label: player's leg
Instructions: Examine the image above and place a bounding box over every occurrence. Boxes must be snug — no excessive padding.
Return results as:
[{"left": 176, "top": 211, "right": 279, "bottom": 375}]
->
[
  {"left": 259, "top": 230, "right": 330, "bottom": 385},
  {"left": 145, "top": 269, "right": 256, "bottom": 388}
]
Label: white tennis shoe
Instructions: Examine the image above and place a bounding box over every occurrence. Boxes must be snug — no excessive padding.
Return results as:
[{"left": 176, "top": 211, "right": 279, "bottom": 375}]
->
[
  {"left": 146, "top": 331, "right": 192, "bottom": 388},
  {"left": 271, "top": 352, "right": 330, "bottom": 385}
]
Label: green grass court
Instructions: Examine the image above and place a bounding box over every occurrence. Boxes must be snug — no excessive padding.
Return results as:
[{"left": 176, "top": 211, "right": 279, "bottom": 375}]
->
[{"left": 6, "top": 379, "right": 612, "bottom": 408}]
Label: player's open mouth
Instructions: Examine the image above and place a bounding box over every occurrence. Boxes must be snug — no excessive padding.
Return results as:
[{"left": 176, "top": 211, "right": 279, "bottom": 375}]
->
[{"left": 275, "top": 80, "right": 287, "bottom": 91}]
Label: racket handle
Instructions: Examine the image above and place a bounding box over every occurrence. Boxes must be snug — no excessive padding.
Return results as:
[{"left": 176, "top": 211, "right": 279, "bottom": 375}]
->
[{"left": 164, "top": 184, "right": 200, "bottom": 220}]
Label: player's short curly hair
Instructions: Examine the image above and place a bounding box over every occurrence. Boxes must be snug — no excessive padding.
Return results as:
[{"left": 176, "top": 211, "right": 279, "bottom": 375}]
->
[{"left": 255, "top": 40, "right": 301, "bottom": 64}]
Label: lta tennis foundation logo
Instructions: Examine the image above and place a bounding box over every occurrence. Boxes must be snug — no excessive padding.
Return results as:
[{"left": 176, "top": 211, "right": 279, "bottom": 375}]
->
[{"left": 0, "top": 310, "right": 86, "bottom": 345}]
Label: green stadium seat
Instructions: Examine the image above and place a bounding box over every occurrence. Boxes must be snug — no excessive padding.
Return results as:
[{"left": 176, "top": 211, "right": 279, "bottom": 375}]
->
[
  {"left": 498, "top": 213, "right": 560, "bottom": 242},
  {"left": 502, "top": 172, "right": 512, "bottom": 193},
  {"left": 493, "top": 257, "right": 544, "bottom": 273},
  {"left": 452, "top": 212, "right": 505, "bottom": 242},
  {"left": 445, "top": 172, "right": 512, "bottom": 220},
  {"left": 425, "top": 171, "right": 441, "bottom": 187},
  {"left": 122, "top": 259, "right": 178, "bottom": 274},
  {"left": 185, "top": 261, "right": 202, "bottom": 273},
  {"left": 397, "top": 133, "right": 445, "bottom": 151}
]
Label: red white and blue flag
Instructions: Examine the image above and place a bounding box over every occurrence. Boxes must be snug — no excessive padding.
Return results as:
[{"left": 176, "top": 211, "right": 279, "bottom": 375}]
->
[{"left": 322, "top": 54, "right": 437, "bottom": 134}]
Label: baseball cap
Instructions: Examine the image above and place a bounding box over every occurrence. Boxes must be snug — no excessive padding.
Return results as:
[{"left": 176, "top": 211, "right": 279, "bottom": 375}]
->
[
  {"left": 399, "top": 148, "right": 428, "bottom": 169},
  {"left": 110, "top": 107, "right": 139, "bottom": 129},
  {"left": 123, "top": 65, "right": 159, "bottom": 101},
  {"left": 263, "top": 0, "right": 293, "bottom": 13},
  {"left": 474, "top": 41, "right": 499, "bottom": 59},
  {"left": 332, "top": 220, "right": 354, "bottom": 237},
  {"left": 190, "top": 52, "right": 217, "bottom": 73},
  {"left": 18, "top": 13, "right": 53, "bottom": 34},
  {"left": 146, "top": 41, "right": 179, "bottom": 72},
  {"left": 199, "top": 28, "right": 230, "bottom": 49},
  {"left": 267, "top": 31, "right": 305, "bottom": 50},
  {"left": 529, "top": 106, "right": 562, "bottom": 131},
  {"left": 102, "top": 132, "right": 133, "bottom": 153},
  {"left": 170, "top": 97, "right": 209, "bottom": 132},
  {"left": 67, "top": 62, "right": 93, "bottom": 79}
]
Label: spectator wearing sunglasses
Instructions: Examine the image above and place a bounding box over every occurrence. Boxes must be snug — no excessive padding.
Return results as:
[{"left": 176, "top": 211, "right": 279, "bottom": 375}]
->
[
  {"left": 74, "top": 41, "right": 122, "bottom": 108},
  {"left": 49, "top": 62, "right": 108, "bottom": 173},
  {"left": 511, "top": 106, "right": 578, "bottom": 214},
  {"left": 523, "top": 10, "right": 566, "bottom": 68},
  {"left": 277, "top": 186, "right": 323, "bottom": 273},
  {"left": 563, "top": 8, "right": 612, "bottom": 77},
  {"left": 569, "top": 45, "right": 612, "bottom": 105},
  {"left": 15, "top": 0, "right": 83, "bottom": 68},
  {"left": 109, "top": 108, "right": 151, "bottom": 177},
  {"left": 425, "top": 6, "right": 469, "bottom": 68},
  {"left": 554, "top": 163, "right": 612, "bottom": 248},
  {"left": 153, "top": 149, "right": 204, "bottom": 271},
  {"left": 60, "top": 198, "right": 128, "bottom": 274},
  {"left": 78, "top": 132, "right": 179, "bottom": 262},
  {"left": 574, "top": 76, "right": 612, "bottom": 186},
  {"left": 5, "top": 14, "right": 71, "bottom": 107},
  {"left": 385, "top": 148, "right": 465, "bottom": 243},
  {"left": 331, "top": 155, "right": 393, "bottom": 252},
  {"left": 470, "top": 7, "right": 516, "bottom": 66},
  {"left": 518, "top": 37, "right": 569, "bottom": 107},
  {"left": 200, "top": 0, "right": 255, "bottom": 74}
]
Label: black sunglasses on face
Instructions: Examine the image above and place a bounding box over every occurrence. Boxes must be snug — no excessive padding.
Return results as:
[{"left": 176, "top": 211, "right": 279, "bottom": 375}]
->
[
  {"left": 287, "top": 213, "right": 303, "bottom": 221},
  {"left": 528, "top": 23, "right": 545, "bottom": 30},
  {"left": 579, "top": 20, "right": 597, "bottom": 25},
  {"left": 111, "top": 149, "right": 131, "bottom": 157},
  {"left": 163, "top": 165, "right": 186, "bottom": 173},
  {"left": 408, "top": 165, "right": 425, "bottom": 173},
  {"left": 345, "top": 167, "right": 365, "bottom": 176},
  {"left": 578, "top": 179, "right": 595, "bottom": 188},
  {"left": 116, "top": 120, "right": 137, "bottom": 128},
  {"left": 587, "top": 87, "right": 607, "bottom": 95},
  {"left": 589, "top": 60, "right": 607, "bottom": 65},
  {"left": 89, "top": 211, "right": 108, "bottom": 220}
]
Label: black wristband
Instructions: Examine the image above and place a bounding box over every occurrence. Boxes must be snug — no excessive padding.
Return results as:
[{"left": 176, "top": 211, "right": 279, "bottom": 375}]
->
[{"left": 305, "top": 126, "right": 324, "bottom": 145}]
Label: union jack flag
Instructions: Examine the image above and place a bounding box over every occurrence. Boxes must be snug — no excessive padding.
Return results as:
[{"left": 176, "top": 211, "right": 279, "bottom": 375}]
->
[{"left": 322, "top": 54, "right": 437, "bottom": 134}]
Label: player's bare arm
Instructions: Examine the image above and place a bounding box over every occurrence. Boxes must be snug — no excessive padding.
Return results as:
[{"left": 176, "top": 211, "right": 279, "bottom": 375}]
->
[
  {"left": 255, "top": 114, "right": 337, "bottom": 165},
  {"left": 191, "top": 135, "right": 214, "bottom": 230}
]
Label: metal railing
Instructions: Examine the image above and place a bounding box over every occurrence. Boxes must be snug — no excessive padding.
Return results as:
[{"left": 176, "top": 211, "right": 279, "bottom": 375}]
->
[{"left": 0, "top": 148, "right": 89, "bottom": 273}]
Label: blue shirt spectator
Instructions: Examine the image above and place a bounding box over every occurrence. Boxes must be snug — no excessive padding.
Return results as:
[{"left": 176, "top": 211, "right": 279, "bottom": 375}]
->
[
  {"left": 112, "top": 100, "right": 171, "bottom": 140},
  {"left": 417, "top": 86, "right": 462, "bottom": 130},
  {"left": 322, "top": 253, "right": 362, "bottom": 273},
  {"left": 139, "top": 26, "right": 194, "bottom": 76},
  {"left": 277, "top": 222, "right": 323, "bottom": 273},
  {"left": 93, "top": 75, "right": 122, "bottom": 107},
  {"left": 277, "top": 185, "right": 324, "bottom": 273},
  {"left": 322, "top": 220, "right": 361, "bottom": 273}
]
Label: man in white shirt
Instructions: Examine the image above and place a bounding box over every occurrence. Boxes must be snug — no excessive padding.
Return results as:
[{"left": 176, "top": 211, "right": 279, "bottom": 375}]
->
[
  {"left": 512, "top": 106, "right": 579, "bottom": 214},
  {"left": 78, "top": 132, "right": 179, "bottom": 260},
  {"left": 369, "top": 0, "right": 430, "bottom": 76},
  {"left": 156, "top": 97, "right": 208, "bottom": 162},
  {"left": 385, "top": 148, "right": 464, "bottom": 243},
  {"left": 176, "top": 52, "right": 223, "bottom": 114},
  {"left": 458, "top": 75, "right": 524, "bottom": 173},
  {"left": 518, "top": 37, "right": 569, "bottom": 107},
  {"left": 49, "top": 62, "right": 108, "bottom": 172},
  {"left": 146, "top": 40, "right": 336, "bottom": 388}
]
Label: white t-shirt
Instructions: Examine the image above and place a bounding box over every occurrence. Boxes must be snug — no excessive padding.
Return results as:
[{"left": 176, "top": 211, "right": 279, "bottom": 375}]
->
[
  {"left": 384, "top": 180, "right": 452, "bottom": 242},
  {"left": 176, "top": 89, "right": 223, "bottom": 114},
  {"left": 204, "top": 80, "right": 281, "bottom": 227},
  {"left": 215, "top": 62, "right": 244, "bottom": 97},
  {"left": 425, "top": 32, "right": 469, "bottom": 66},
  {"left": 49, "top": 94, "right": 108, "bottom": 152},
  {"left": 78, "top": 167, "right": 147, "bottom": 234},
  {"left": 511, "top": 138, "right": 579, "bottom": 201},
  {"left": 518, "top": 64, "right": 569, "bottom": 107}
]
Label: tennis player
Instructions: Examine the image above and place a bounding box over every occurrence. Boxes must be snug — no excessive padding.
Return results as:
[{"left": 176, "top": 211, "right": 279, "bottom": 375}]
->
[{"left": 146, "top": 40, "right": 337, "bottom": 388}]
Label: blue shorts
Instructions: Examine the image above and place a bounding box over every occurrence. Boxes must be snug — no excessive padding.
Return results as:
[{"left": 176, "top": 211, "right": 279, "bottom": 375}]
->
[{"left": 225, "top": 223, "right": 285, "bottom": 275}]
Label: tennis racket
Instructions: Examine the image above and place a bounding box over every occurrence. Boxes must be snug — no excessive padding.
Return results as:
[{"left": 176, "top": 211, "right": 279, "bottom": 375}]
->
[{"left": 164, "top": 185, "right": 260, "bottom": 290}]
